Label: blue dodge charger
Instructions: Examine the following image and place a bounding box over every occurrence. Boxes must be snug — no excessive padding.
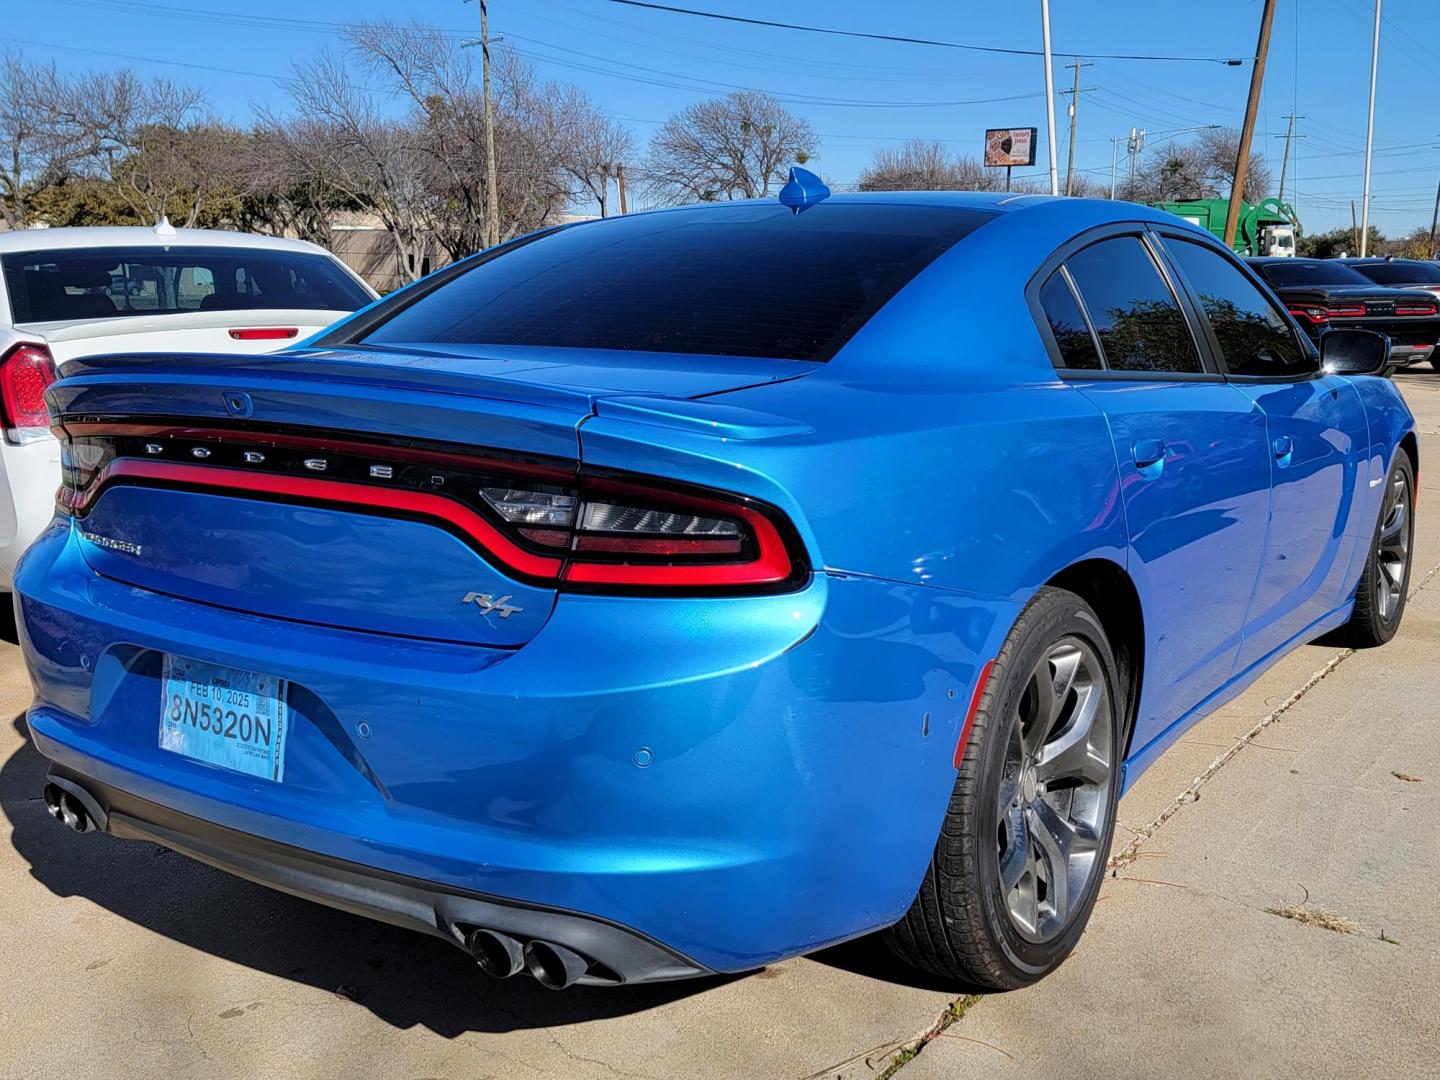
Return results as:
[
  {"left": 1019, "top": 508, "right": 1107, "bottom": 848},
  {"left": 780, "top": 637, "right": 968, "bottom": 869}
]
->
[{"left": 17, "top": 187, "right": 1416, "bottom": 991}]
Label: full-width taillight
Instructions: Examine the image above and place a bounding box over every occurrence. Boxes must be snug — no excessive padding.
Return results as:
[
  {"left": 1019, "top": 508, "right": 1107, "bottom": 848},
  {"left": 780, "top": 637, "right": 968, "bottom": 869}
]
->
[
  {"left": 52, "top": 425, "right": 807, "bottom": 595},
  {"left": 1288, "top": 305, "right": 1328, "bottom": 325},
  {"left": 0, "top": 343, "right": 58, "bottom": 443},
  {"left": 1327, "top": 302, "right": 1366, "bottom": 318},
  {"left": 1395, "top": 300, "right": 1438, "bottom": 316}
]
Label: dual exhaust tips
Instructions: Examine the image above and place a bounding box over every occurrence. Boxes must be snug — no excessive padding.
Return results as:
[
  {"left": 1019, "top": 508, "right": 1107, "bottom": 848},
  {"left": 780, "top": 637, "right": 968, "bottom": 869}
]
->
[
  {"left": 42, "top": 783, "right": 95, "bottom": 833},
  {"left": 41, "top": 781, "right": 594, "bottom": 989},
  {"left": 466, "top": 928, "right": 590, "bottom": 990}
]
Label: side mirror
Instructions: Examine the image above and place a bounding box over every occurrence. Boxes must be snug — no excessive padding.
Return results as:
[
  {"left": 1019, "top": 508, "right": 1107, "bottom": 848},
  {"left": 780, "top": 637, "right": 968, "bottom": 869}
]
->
[{"left": 1321, "top": 328, "right": 1391, "bottom": 376}]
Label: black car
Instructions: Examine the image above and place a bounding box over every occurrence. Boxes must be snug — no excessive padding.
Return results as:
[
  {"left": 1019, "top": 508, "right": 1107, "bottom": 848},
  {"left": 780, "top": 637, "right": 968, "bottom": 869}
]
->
[
  {"left": 1249, "top": 257, "right": 1440, "bottom": 370},
  {"left": 1340, "top": 257, "right": 1440, "bottom": 300}
]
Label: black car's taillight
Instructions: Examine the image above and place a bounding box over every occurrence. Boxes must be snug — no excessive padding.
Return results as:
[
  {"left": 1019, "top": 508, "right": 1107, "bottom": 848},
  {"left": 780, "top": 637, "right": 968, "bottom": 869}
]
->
[
  {"left": 1395, "top": 300, "right": 1439, "bottom": 316},
  {"left": 53, "top": 423, "right": 807, "bottom": 595}
]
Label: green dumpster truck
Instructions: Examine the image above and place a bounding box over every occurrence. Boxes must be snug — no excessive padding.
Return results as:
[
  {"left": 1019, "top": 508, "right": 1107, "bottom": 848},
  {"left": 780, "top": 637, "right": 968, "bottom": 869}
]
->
[{"left": 1152, "top": 197, "right": 1299, "bottom": 257}]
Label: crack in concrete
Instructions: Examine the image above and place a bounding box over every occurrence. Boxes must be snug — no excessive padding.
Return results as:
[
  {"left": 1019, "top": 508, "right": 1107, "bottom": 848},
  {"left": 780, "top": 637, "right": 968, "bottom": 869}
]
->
[{"left": 1110, "top": 555, "right": 1440, "bottom": 873}]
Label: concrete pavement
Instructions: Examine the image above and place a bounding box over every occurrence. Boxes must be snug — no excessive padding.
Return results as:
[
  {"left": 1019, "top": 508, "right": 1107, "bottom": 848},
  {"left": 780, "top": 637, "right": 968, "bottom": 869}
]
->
[{"left": 2, "top": 374, "right": 1438, "bottom": 1080}]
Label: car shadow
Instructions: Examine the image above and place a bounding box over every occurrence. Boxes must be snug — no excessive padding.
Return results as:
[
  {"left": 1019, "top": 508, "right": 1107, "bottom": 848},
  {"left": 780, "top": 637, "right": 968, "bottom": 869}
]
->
[{"left": 0, "top": 715, "right": 746, "bottom": 1036}]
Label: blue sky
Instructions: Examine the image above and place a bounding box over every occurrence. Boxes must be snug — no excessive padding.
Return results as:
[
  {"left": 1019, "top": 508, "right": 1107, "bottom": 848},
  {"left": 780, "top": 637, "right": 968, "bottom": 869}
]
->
[{"left": 8, "top": 0, "right": 1439, "bottom": 235}]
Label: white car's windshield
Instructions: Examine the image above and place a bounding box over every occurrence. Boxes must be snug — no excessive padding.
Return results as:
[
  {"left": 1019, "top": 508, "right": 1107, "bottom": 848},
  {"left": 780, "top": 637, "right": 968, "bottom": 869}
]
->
[{"left": 3, "top": 245, "right": 371, "bottom": 323}]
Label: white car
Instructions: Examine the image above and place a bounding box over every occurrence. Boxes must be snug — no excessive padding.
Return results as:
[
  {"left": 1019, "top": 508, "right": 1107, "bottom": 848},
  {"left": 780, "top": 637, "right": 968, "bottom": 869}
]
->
[{"left": 0, "top": 223, "right": 376, "bottom": 590}]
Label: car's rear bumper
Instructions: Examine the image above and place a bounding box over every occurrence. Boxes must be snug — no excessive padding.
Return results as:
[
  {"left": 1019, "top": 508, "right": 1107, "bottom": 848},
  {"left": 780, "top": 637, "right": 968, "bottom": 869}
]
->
[
  {"left": 16, "top": 520, "right": 1016, "bottom": 976},
  {"left": 44, "top": 767, "right": 707, "bottom": 985},
  {"left": 0, "top": 436, "right": 60, "bottom": 590}
]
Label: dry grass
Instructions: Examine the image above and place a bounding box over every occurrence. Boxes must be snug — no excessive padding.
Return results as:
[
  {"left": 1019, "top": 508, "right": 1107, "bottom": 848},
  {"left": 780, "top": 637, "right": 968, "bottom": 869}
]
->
[{"left": 1266, "top": 904, "right": 1358, "bottom": 934}]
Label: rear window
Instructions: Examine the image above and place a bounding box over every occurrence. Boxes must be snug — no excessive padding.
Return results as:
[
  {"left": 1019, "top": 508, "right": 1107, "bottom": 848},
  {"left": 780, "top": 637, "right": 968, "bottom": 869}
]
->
[
  {"left": 1254, "top": 260, "right": 1373, "bottom": 288},
  {"left": 360, "top": 203, "right": 994, "bottom": 361},
  {"left": 1351, "top": 262, "right": 1440, "bottom": 286},
  {"left": 3, "top": 245, "right": 371, "bottom": 324}
]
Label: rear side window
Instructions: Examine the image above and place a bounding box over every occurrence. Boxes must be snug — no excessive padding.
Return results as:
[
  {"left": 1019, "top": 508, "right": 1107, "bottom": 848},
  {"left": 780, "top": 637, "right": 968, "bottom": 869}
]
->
[
  {"left": 2, "top": 246, "right": 370, "bottom": 323},
  {"left": 1163, "top": 238, "right": 1313, "bottom": 378},
  {"left": 1038, "top": 270, "right": 1102, "bottom": 370},
  {"left": 360, "top": 204, "right": 995, "bottom": 362},
  {"left": 1063, "top": 236, "right": 1203, "bottom": 374}
]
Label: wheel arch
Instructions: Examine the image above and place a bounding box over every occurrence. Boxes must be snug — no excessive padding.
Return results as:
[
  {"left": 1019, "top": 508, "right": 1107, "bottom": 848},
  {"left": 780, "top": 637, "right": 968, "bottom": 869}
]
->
[
  {"left": 1044, "top": 558, "right": 1144, "bottom": 757},
  {"left": 1398, "top": 430, "right": 1419, "bottom": 485}
]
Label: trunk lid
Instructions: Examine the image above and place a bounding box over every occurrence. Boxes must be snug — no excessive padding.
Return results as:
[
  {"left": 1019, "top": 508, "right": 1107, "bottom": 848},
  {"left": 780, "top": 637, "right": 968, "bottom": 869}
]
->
[{"left": 52, "top": 345, "right": 812, "bottom": 648}]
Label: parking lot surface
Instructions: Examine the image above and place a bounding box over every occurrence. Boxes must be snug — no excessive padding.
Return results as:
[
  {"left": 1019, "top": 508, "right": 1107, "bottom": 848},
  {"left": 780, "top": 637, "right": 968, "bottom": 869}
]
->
[{"left": 3, "top": 374, "right": 1438, "bottom": 1080}]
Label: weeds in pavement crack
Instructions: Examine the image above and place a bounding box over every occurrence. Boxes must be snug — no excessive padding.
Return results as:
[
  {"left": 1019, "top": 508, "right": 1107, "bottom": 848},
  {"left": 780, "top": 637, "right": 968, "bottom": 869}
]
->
[{"left": 874, "top": 994, "right": 983, "bottom": 1079}]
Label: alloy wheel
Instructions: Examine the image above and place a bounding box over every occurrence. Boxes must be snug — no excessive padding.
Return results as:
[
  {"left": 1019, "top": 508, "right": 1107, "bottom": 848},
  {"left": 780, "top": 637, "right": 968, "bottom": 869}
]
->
[
  {"left": 1375, "top": 469, "right": 1411, "bottom": 623},
  {"left": 995, "top": 637, "right": 1114, "bottom": 943}
]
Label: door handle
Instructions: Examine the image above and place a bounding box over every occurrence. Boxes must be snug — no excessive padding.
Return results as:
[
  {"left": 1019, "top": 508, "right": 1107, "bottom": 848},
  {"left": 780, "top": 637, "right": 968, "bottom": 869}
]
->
[
  {"left": 1132, "top": 438, "right": 1167, "bottom": 469},
  {"left": 1273, "top": 435, "right": 1295, "bottom": 465}
]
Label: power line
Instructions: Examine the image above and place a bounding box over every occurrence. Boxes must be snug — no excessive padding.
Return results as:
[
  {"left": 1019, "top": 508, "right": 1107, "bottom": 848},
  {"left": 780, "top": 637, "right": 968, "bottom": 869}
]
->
[{"left": 600, "top": 0, "right": 1248, "bottom": 65}]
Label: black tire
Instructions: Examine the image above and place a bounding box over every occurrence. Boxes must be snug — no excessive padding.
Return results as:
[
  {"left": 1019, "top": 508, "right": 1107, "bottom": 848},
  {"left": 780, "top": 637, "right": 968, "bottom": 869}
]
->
[
  {"left": 1430, "top": 353, "right": 1440, "bottom": 374},
  {"left": 1340, "top": 451, "right": 1415, "bottom": 647},
  {"left": 883, "top": 587, "right": 1123, "bottom": 989}
]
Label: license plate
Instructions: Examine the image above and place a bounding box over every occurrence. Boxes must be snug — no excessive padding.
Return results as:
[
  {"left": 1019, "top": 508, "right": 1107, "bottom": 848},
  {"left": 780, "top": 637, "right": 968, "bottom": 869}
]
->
[{"left": 159, "top": 655, "right": 290, "bottom": 782}]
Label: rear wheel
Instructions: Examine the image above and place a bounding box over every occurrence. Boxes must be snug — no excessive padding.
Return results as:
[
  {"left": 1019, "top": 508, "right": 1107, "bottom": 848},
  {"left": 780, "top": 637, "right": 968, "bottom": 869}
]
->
[
  {"left": 1341, "top": 452, "right": 1415, "bottom": 647},
  {"left": 883, "top": 588, "right": 1122, "bottom": 989}
]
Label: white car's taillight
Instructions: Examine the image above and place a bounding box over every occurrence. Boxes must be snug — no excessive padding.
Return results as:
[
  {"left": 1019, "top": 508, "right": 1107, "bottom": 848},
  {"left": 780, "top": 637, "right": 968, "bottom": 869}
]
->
[{"left": 0, "top": 343, "right": 58, "bottom": 444}]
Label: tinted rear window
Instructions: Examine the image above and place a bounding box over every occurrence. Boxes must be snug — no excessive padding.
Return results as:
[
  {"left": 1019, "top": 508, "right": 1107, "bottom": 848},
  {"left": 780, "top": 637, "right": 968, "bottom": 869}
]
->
[
  {"left": 1351, "top": 262, "right": 1440, "bottom": 286},
  {"left": 1254, "top": 260, "right": 1373, "bottom": 288},
  {"left": 361, "top": 203, "right": 994, "bottom": 361},
  {"left": 3, "top": 245, "right": 370, "bottom": 323}
]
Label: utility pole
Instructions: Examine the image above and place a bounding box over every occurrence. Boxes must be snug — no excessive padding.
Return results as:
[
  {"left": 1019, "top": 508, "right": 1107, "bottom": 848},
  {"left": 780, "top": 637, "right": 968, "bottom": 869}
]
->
[
  {"left": 1127, "top": 128, "right": 1146, "bottom": 194},
  {"left": 1350, "top": 200, "right": 1359, "bottom": 257},
  {"left": 1428, "top": 174, "right": 1439, "bottom": 256},
  {"left": 616, "top": 163, "right": 628, "bottom": 215},
  {"left": 462, "top": 0, "right": 501, "bottom": 248},
  {"left": 1224, "top": 0, "right": 1277, "bottom": 250},
  {"left": 1041, "top": 0, "right": 1059, "bottom": 196},
  {"left": 1274, "top": 112, "right": 1305, "bottom": 202},
  {"left": 1360, "top": 0, "right": 1382, "bottom": 257},
  {"left": 1110, "top": 136, "right": 1120, "bottom": 199},
  {"left": 1061, "top": 58, "right": 1094, "bottom": 196}
]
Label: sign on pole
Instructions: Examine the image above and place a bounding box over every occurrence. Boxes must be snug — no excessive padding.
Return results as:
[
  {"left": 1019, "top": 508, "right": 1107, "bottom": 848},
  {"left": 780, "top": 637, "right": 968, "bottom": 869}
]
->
[
  {"left": 984, "top": 128, "right": 1038, "bottom": 168},
  {"left": 984, "top": 128, "right": 1037, "bottom": 192}
]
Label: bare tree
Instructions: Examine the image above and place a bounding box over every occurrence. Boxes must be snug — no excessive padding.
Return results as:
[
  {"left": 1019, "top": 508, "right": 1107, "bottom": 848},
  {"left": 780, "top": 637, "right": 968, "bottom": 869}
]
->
[
  {"left": 0, "top": 50, "right": 98, "bottom": 229},
  {"left": 262, "top": 52, "right": 438, "bottom": 283},
  {"left": 343, "top": 22, "right": 581, "bottom": 257},
  {"left": 644, "top": 90, "right": 816, "bottom": 204},
  {"left": 1123, "top": 127, "right": 1270, "bottom": 204},
  {"left": 858, "top": 139, "right": 1003, "bottom": 192},
  {"left": 557, "top": 89, "right": 632, "bottom": 217}
]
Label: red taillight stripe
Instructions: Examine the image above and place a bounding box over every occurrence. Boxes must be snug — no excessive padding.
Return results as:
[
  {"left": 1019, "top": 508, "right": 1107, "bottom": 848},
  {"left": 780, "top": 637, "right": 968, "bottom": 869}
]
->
[
  {"left": 228, "top": 328, "right": 298, "bottom": 340},
  {"left": 953, "top": 660, "right": 996, "bottom": 768},
  {"left": 81, "top": 460, "right": 564, "bottom": 579}
]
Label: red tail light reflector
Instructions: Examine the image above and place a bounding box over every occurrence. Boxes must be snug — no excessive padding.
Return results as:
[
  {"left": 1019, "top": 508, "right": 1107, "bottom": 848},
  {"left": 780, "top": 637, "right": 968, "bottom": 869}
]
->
[
  {"left": 1287, "top": 305, "right": 1327, "bottom": 325},
  {"left": 1396, "top": 301, "right": 1438, "bottom": 316},
  {"left": 229, "top": 328, "right": 299, "bottom": 341},
  {"left": 0, "top": 343, "right": 58, "bottom": 440},
  {"left": 954, "top": 660, "right": 996, "bottom": 767}
]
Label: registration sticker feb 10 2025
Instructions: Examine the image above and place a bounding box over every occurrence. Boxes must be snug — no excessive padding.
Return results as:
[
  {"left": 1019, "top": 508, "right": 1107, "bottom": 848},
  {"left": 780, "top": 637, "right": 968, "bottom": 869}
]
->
[{"left": 159, "top": 655, "right": 290, "bottom": 782}]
